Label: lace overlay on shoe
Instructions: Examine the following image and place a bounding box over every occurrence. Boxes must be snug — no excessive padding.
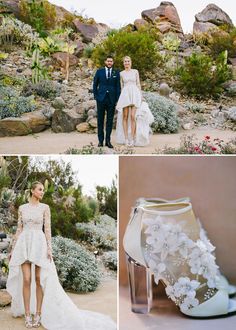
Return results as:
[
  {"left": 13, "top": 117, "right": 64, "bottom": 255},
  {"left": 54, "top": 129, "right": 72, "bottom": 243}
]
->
[{"left": 142, "top": 214, "right": 219, "bottom": 312}]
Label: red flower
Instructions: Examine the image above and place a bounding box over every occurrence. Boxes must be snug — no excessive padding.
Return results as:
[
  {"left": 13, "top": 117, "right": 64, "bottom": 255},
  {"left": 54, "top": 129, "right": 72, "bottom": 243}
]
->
[
  {"left": 205, "top": 136, "right": 211, "bottom": 140},
  {"left": 211, "top": 147, "right": 217, "bottom": 151}
]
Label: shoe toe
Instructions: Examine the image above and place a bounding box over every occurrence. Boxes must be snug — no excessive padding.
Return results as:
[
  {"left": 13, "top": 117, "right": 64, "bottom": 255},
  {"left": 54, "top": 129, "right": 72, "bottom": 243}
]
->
[
  {"left": 228, "top": 284, "right": 236, "bottom": 296},
  {"left": 228, "top": 298, "right": 236, "bottom": 313}
]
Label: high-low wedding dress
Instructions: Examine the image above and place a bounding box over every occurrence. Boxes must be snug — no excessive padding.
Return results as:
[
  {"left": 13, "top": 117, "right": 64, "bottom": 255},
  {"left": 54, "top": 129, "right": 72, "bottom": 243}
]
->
[
  {"left": 6, "top": 203, "right": 116, "bottom": 330},
  {"left": 116, "top": 69, "right": 154, "bottom": 146}
]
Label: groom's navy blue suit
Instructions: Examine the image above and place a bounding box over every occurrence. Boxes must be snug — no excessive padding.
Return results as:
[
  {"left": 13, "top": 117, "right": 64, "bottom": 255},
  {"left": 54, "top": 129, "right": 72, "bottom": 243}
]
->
[{"left": 93, "top": 67, "right": 121, "bottom": 144}]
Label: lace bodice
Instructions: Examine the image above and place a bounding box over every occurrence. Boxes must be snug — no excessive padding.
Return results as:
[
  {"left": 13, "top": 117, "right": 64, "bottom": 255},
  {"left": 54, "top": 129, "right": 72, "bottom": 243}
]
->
[
  {"left": 11, "top": 203, "right": 52, "bottom": 253},
  {"left": 120, "top": 69, "right": 141, "bottom": 90}
]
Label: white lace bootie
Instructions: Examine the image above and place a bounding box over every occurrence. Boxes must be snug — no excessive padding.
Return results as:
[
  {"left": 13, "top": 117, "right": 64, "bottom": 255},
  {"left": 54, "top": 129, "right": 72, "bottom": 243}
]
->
[
  {"left": 133, "top": 197, "right": 236, "bottom": 298},
  {"left": 32, "top": 313, "right": 41, "bottom": 328},
  {"left": 25, "top": 314, "right": 33, "bottom": 328},
  {"left": 123, "top": 202, "right": 236, "bottom": 318}
]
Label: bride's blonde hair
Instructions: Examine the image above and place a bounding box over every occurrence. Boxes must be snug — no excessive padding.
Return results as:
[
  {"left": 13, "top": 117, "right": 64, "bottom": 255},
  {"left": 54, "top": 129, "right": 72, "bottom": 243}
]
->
[
  {"left": 123, "top": 56, "right": 132, "bottom": 64},
  {"left": 30, "top": 181, "right": 43, "bottom": 196}
]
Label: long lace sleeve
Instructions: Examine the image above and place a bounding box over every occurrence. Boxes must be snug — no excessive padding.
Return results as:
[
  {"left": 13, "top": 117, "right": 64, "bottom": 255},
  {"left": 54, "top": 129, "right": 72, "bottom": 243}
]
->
[
  {"left": 136, "top": 70, "right": 141, "bottom": 90},
  {"left": 11, "top": 206, "right": 23, "bottom": 251},
  {"left": 44, "top": 205, "right": 52, "bottom": 255}
]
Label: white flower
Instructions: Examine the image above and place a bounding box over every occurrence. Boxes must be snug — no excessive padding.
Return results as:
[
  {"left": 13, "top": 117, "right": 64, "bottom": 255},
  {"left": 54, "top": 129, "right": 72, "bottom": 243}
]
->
[
  {"left": 165, "top": 277, "right": 200, "bottom": 310},
  {"left": 180, "top": 296, "right": 199, "bottom": 312},
  {"left": 149, "top": 259, "right": 166, "bottom": 284}
]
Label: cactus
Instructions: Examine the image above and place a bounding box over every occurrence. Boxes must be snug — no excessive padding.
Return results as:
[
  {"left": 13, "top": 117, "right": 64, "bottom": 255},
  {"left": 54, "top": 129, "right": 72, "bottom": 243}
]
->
[{"left": 31, "top": 48, "right": 41, "bottom": 84}]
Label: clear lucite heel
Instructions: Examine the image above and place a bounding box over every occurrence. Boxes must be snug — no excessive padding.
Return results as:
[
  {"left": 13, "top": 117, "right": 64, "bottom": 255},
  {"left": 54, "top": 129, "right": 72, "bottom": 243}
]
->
[{"left": 126, "top": 253, "right": 153, "bottom": 314}]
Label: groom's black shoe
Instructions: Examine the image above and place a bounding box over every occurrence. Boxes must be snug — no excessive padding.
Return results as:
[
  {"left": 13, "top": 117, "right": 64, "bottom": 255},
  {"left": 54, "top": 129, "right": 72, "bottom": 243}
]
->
[
  {"left": 105, "top": 142, "right": 114, "bottom": 149},
  {"left": 98, "top": 142, "right": 103, "bottom": 147}
]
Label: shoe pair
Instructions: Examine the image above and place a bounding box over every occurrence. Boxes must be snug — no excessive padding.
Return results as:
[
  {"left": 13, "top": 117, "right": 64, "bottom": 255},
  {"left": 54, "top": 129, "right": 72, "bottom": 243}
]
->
[
  {"left": 25, "top": 314, "right": 41, "bottom": 328},
  {"left": 98, "top": 142, "right": 114, "bottom": 148},
  {"left": 123, "top": 197, "right": 236, "bottom": 318}
]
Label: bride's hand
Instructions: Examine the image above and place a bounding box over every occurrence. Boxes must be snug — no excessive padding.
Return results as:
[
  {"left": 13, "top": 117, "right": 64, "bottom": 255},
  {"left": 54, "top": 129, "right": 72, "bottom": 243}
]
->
[{"left": 8, "top": 251, "right": 12, "bottom": 261}]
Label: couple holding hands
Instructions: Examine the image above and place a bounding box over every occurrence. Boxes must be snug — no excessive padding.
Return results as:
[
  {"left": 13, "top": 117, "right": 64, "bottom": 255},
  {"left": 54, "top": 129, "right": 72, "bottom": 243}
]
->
[{"left": 93, "top": 55, "right": 154, "bottom": 148}]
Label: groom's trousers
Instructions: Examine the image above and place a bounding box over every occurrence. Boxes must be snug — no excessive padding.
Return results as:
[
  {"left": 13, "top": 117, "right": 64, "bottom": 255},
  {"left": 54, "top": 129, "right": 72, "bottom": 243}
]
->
[{"left": 96, "top": 94, "right": 115, "bottom": 144}]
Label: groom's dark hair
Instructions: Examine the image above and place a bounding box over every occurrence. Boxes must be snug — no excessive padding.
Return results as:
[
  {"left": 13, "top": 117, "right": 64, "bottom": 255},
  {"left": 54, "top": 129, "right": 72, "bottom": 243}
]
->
[{"left": 105, "top": 55, "right": 114, "bottom": 60}]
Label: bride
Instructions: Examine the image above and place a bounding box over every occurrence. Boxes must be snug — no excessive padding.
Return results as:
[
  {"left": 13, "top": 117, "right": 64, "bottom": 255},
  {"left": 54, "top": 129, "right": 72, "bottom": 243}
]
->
[
  {"left": 116, "top": 56, "right": 154, "bottom": 147},
  {"left": 7, "top": 181, "right": 116, "bottom": 330}
]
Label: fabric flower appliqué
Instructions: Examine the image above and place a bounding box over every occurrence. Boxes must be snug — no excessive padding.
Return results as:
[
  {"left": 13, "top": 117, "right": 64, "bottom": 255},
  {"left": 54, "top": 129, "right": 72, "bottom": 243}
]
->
[{"left": 165, "top": 277, "right": 200, "bottom": 312}]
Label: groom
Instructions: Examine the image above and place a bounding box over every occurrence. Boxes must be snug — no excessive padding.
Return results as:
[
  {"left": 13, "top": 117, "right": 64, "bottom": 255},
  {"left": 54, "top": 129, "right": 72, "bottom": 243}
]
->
[{"left": 93, "top": 55, "right": 121, "bottom": 148}]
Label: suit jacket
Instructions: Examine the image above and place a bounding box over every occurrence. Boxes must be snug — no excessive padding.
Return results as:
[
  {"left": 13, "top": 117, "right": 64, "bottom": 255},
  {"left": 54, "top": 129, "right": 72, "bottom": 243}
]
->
[{"left": 93, "top": 68, "right": 121, "bottom": 105}]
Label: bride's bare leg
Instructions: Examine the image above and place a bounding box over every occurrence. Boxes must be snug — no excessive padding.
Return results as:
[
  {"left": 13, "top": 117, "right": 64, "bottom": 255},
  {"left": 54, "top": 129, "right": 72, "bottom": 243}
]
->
[
  {"left": 130, "top": 106, "right": 137, "bottom": 140},
  {"left": 122, "top": 107, "right": 129, "bottom": 140},
  {"left": 21, "top": 262, "right": 31, "bottom": 316},
  {"left": 35, "top": 265, "right": 43, "bottom": 315}
]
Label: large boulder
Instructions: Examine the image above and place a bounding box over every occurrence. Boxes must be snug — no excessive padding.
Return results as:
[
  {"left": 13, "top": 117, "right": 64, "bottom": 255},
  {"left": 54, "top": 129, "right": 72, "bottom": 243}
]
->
[
  {"left": 193, "top": 21, "right": 218, "bottom": 34},
  {"left": 0, "top": 110, "right": 50, "bottom": 136},
  {"left": 0, "top": 290, "right": 11, "bottom": 307},
  {"left": 195, "top": 4, "right": 233, "bottom": 27},
  {"left": 52, "top": 52, "right": 79, "bottom": 69},
  {"left": 52, "top": 109, "right": 84, "bottom": 133},
  {"left": 134, "top": 18, "right": 149, "bottom": 30},
  {"left": 73, "top": 19, "right": 99, "bottom": 42},
  {"left": 141, "top": 1, "right": 183, "bottom": 35}
]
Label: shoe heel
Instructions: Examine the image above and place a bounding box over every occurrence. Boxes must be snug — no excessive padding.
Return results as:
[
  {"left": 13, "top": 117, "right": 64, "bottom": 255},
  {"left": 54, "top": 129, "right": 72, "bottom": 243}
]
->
[{"left": 126, "top": 253, "right": 153, "bottom": 314}]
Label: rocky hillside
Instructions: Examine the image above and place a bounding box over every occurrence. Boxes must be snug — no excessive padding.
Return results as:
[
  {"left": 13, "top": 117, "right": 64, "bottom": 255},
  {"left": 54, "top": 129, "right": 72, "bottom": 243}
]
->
[{"left": 0, "top": 1, "right": 236, "bottom": 137}]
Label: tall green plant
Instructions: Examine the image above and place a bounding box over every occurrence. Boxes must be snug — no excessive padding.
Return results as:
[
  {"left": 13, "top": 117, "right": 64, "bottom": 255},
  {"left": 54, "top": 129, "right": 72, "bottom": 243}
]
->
[
  {"left": 31, "top": 48, "right": 48, "bottom": 83},
  {"left": 176, "top": 51, "right": 231, "bottom": 98}
]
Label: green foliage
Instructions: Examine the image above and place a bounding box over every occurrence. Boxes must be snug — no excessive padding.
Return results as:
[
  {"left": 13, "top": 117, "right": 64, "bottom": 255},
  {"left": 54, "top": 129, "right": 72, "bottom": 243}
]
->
[
  {"left": 143, "top": 92, "right": 179, "bottom": 133},
  {"left": 37, "top": 34, "right": 76, "bottom": 57},
  {"left": 52, "top": 236, "right": 101, "bottom": 292},
  {"left": 102, "top": 251, "right": 117, "bottom": 271},
  {"left": 208, "top": 28, "right": 236, "bottom": 58},
  {"left": 96, "top": 178, "right": 117, "bottom": 219},
  {"left": 185, "top": 102, "right": 205, "bottom": 113},
  {"left": 91, "top": 29, "right": 162, "bottom": 78},
  {"left": 19, "top": 0, "right": 56, "bottom": 36},
  {"left": 0, "top": 16, "right": 39, "bottom": 51},
  {"left": 176, "top": 51, "right": 232, "bottom": 98},
  {"left": 76, "top": 215, "right": 117, "bottom": 251},
  {"left": 22, "top": 79, "right": 61, "bottom": 99},
  {"left": 0, "top": 86, "right": 36, "bottom": 119},
  {"left": 0, "top": 158, "right": 11, "bottom": 191}
]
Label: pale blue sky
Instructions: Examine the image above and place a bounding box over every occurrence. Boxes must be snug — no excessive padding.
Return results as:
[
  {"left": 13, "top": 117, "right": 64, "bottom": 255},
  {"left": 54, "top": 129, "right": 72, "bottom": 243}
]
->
[{"left": 50, "top": 0, "right": 236, "bottom": 32}]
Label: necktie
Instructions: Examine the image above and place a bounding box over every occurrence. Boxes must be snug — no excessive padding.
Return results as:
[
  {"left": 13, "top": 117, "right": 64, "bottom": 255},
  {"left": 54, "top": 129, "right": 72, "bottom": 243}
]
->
[{"left": 107, "top": 68, "right": 111, "bottom": 79}]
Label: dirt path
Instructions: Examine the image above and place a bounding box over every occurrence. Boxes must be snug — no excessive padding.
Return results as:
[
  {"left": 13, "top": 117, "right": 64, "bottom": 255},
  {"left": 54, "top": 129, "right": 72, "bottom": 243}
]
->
[
  {"left": 0, "top": 128, "right": 235, "bottom": 154},
  {"left": 0, "top": 278, "right": 117, "bottom": 330}
]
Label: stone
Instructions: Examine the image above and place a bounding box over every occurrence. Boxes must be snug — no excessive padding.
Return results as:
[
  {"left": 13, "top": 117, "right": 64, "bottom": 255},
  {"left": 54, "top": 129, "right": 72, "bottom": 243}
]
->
[
  {"left": 0, "top": 290, "right": 11, "bottom": 307},
  {"left": 134, "top": 18, "right": 149, "bottom": 30},
  {"left": 193, "top": 21, "right": 218, "bottom": 35},
  {"left": 52, "top": 52, "right": 79, "bottom": 68},
  {"left": 0, "top": 111, "right": 50, "bottom": 137},
  {"left": 88, "top": 118, "right": 97, "bottom": 128},
  {"left": 74, "top": 39, "right": 85, "bottom": 57},
  {"left": 195, "top": 4, "right": 233, "bottom": 27},
  {"left": 182, "top": 122, "right": 194, "bottom": 130},
  {"left": 52, "top": 97, "right": 66, "bottom": 110},
  {"left": 52, "top": 109, "right": 84, "bottom": 133},
  {"left": 76, "top": 122, "right": 90, "bottom": 132},
  {"left": 41, "top": 106, "right": 55, "bottom": 119},
  {"left": 0, "top": 241, "right": 9, "bottom": 251},
  {"left": 141, "top": 1, "right": 183, "bottom": 35},
  {"left": 228, "top": 107, "right": 236, "bottom": 122},
  {"left": 88, "top": 109, "right": 96, "bottom": 117},
  {"left": 0, "top": 277, "right": 7, "bottom": 289},
  {"left": 223, "top": 81, "right": 236, "bottom": 96},
  {"left": 81, "top": 100, "right": 96, "bottom": 112},
  {"left": 176, "top": 105, "right": 187, "bottom": 118},
  {"left": 159, "top": 83, "right": 171, "bottom": 97},
  {"left": 73, "top": 19, "right": 99, "bottom": 43}
]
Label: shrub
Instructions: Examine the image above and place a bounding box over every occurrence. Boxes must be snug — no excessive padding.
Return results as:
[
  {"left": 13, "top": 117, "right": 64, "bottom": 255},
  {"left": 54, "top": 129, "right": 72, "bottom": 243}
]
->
[
  {"left": 52, "top": 236, "right": 101, "bottom": 292},
  {"left": 208, "top": 28, "right": 236, "bottom": 58},
  {"left": 143, "top": 92, "right": 179, "bottom": 133},
  {"left": 21, "top": 80, "right": 61, "bottom": 99},
  {"left": 176, "top": 51, "right": 232, "bottom": 98},
  {"left": 185, "top": 102, "right": 205, "bottom": 113},
  {"left": 102, "top": 251, "right": 117, "bottom": 271},
  {"left": 0, "top": 86, "right": 36, "bottom": 119},
  {"left": 19, "top": 0, "right": 56, "bottom": 36},
  {"left": 76, "top": 215, "right": 117, "bottom": 251},
  {"left": 91, "top": 29, "right": 162, "bottom": 78},
  {"left": 0, "top": 16, "right": 39, "bottom": 50},
  {"left": 158, "top": 135, "right": 236, "bottom": 154}
]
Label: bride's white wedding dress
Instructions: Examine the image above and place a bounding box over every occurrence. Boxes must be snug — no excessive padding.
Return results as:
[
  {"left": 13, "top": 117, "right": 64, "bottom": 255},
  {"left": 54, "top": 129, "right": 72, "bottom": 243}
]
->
[
  {"left": 116, "top": 69, "right": 154, "bottom": 146},
  {"left": 6, "top": 203, "right": 116, "bottom": 330}
]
